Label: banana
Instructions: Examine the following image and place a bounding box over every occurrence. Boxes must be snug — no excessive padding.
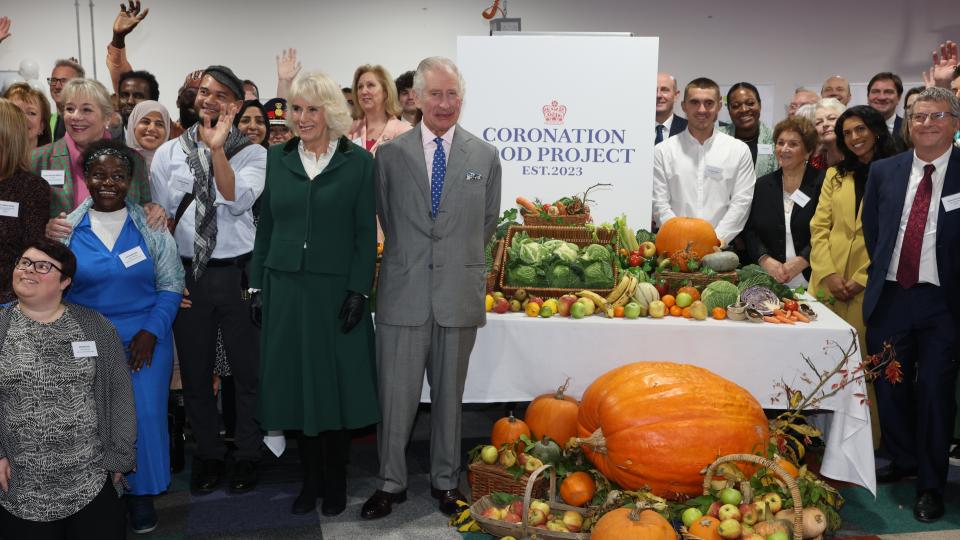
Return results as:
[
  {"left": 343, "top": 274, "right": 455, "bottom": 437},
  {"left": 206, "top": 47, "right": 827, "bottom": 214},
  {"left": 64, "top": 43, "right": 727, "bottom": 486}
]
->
[
  {"left": 577, "top": 290, "right": 608, "bottom": 311},
  {"left": 610, "top": 274, "right": 639, "bottom": 308},
  {"left": 605, "top": 274, "right": 632, "bottom": 303}
]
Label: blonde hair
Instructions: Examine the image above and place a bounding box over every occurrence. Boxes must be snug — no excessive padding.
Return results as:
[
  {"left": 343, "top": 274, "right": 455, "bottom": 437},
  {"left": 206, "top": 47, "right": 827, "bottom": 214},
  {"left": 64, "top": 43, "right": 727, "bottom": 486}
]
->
[
  {"left": 351, "top": 64, "right": 402, "bottom": 120},
  {"left": 3, "top": 82, "right": 52, "bottom": 146},
  {"left": 60, "top": 78, "right": 114, "bottom": 118},
  {"left": 0, "top": 99, "right": 32, "bottom": 179},
  {"left": 287, "top": 72, "right": 353, "bottom": 140}
]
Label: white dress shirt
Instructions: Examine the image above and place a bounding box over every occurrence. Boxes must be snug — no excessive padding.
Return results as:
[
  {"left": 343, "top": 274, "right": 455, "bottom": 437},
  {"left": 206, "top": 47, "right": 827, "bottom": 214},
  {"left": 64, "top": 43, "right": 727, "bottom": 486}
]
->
[
  {"left": 656, "top": 114, "right": 674, "bottom": 142},
  {"left": 150, "top": 137, "right": 267, "bottom": 259},
  {"left": 885, "top": 114, "right": 897, "bottom": 135},
  {"left": 652, "top": 129, "right": 756, "bottom": 244},
  {"left": 421, "top": 124, "right": 454, "bottom": 188},
  {"left": 298, "top": 139, "right": 338, "bottom": 180},
  {"left": 885, "top": 147, "right": 952, "bottom": 285},
  {"left": 781, "top": 192, "right": 808, "bottom": 288},
  {"left": 88, "top": 207, "right": 128, "bottom": 252}
]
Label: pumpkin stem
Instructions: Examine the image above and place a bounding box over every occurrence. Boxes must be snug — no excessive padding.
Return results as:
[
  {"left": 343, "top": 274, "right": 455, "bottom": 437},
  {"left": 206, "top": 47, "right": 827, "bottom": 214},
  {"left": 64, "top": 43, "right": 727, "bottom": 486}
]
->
[
  {"left": 554, "top": 377, "right": 571, "bottom": 400},
  {"left": 628, "top": 505, "right": 643, "bottom": 521},
  {"left": 576, "top": 428, "right": 608, "bottom": 455},
  {"left": 507, "top": 411, "right": 518, "bottom": 423}
]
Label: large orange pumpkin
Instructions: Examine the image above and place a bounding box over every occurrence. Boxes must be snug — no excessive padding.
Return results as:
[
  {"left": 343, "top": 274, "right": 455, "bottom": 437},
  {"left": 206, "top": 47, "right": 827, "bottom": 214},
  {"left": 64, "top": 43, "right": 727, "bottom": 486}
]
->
[
  {"left": 655, "top": 217, "right": 720, "bottom": 259},
  {"left": 576, "top": 362, "right": 768, "bottom": 499},
  {"left": 591, "top": 507, "right": 676, "bottom": 540},
  {"left": 491, "top": 412, "right": 530, "bottom": 450},
  {"left": 524, "top": 378, "right": 580, "bottom": 446},
  {"left": 559, "top": 471, "right": 596, "bottom": 507}
]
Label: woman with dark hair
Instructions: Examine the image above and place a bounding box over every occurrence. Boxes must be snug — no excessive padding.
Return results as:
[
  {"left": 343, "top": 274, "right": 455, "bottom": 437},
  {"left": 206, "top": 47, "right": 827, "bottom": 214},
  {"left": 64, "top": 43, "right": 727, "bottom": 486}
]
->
[
  {"left": 59, "top": 138, "right": 183, "bottom": 533},
  {"left": 0, "top": 239, "right": 135, "bottom": 539},
  {"left": 234, "top": 100, "right": 269, "bottom": 148},
  {"left": 720, "top": 82, "right": 777, "bottom": 177},
  {"left": 744, "top": 116, "right": 824, "bottom": 288},
  {"left": 3, "top": 82, "right": 53, "bottom": 149}
]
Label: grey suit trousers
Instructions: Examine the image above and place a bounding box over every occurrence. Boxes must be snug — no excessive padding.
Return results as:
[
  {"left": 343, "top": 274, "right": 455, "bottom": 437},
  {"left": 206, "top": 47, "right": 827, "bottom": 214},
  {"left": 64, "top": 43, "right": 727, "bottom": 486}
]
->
[{"left": 375, "top": 315, "right": 476, "bottom": 493}]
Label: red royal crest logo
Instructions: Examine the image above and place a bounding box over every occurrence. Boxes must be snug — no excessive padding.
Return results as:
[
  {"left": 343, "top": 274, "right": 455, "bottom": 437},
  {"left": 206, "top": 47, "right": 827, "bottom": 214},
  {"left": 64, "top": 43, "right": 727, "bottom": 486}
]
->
[{"left": 542, "top": 100, "right": 567, "bottom": 125}]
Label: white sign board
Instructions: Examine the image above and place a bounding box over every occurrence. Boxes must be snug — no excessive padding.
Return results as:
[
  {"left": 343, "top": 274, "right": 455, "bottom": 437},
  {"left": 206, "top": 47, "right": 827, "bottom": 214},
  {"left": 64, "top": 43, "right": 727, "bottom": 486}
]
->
[{"left": 457, "top": 35, "right": 658, "bottom": 226}]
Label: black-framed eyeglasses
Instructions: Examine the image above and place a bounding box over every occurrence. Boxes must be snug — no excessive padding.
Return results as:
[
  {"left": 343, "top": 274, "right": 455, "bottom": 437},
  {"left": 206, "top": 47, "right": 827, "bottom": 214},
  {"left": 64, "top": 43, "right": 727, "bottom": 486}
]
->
[
  {"left": 15, "top": 256, "right": 62, "bottom": 275},
  {"left": 909, "top": 111, "right": 956, "bottom": 124},
  {"left": 47, "top": 77, "right": 69, "bottom": 86}
]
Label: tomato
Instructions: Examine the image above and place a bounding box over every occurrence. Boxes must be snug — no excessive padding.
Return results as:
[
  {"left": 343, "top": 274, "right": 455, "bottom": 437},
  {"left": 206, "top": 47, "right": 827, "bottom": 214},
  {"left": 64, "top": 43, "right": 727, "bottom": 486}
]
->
[
  {"left": 783, "top": 300, "right": 799, "bottom": 312},
  {"left": 628, "top": 253, "right": 642, "bottom": 267}
]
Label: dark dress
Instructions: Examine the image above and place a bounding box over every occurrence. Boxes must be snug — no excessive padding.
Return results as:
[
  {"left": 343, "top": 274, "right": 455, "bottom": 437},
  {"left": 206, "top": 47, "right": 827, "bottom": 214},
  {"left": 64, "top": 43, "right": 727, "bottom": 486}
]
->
[
  {"left": 250, "top": 137, "right": 379, "bottom": 435},
  {"left": 0, "top": 171, "right": 51, "bottom": 304}
]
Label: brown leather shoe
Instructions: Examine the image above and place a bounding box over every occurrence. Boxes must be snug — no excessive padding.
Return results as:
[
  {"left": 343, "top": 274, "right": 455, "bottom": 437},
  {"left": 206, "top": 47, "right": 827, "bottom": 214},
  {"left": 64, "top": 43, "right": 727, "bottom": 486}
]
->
[
  {"left": 430, "top": 487, "right": 467, "bottom": 515},
  {"left": 360, "top": 489, "right": 407, "bottom": 520}
]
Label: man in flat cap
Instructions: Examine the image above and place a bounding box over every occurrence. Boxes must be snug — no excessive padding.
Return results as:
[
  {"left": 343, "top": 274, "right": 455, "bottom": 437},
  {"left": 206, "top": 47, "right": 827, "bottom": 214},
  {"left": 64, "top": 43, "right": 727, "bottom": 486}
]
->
[{"left": 150, "top": 65, "right": 266, "bottom": 495}]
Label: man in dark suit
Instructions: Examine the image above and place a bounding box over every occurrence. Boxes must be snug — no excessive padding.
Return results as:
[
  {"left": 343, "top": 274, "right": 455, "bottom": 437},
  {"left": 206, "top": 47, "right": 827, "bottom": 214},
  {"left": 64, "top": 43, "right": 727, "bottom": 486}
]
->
[
  {"left": 361, "top": 57, "right": 502, "bottom": 519},
  {"left": 868, "top": 72, "right": 906, "bottom": 152},
  {"left": 656, "top": 72, "right": 687, "bottom": 144},
  {"left": 862, "top": 87, "right": 960, "bottom": 522}
]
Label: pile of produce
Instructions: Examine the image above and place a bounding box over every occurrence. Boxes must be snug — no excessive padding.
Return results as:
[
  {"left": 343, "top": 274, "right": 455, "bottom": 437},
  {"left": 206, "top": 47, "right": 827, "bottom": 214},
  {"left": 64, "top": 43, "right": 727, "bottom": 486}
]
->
[
  {"left": 476, "top": 494, "right": 588, "bottom": 533},
  {"left": 503, "top": 232, "right": 615, "bottom": 289}
]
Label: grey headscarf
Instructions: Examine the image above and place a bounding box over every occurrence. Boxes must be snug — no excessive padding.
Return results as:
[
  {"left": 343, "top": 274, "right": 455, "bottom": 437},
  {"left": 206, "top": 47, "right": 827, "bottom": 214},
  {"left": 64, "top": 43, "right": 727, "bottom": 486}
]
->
[{"left": 125, "top": 100, "right": 170, "bottom": 172}]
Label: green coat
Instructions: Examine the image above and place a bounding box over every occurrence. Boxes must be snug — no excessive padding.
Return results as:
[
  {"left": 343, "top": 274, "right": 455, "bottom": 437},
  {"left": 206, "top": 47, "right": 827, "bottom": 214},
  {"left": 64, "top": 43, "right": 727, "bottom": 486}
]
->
[
  {"left": 30, "top": 138, "right": 151, "bottom": 217},
  {"left": 719, "top": 122, "right": 778, "bottom": 178},
  {"left": 251, "top": 137, "right": 379, "bottom": 433}
]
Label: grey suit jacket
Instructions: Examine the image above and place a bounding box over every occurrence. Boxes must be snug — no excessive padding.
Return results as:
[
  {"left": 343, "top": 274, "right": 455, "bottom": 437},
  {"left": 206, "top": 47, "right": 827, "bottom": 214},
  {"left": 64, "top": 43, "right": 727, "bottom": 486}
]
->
[{"left": 375, "top": 124, "right": 502, "bottom": 327}]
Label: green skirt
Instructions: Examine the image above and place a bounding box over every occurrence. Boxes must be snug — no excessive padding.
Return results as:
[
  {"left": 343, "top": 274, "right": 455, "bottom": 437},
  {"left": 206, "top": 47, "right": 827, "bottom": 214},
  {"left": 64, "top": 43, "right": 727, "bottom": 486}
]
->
[{"left": 256, "top": 269, "right": 380, "bottom": 435}]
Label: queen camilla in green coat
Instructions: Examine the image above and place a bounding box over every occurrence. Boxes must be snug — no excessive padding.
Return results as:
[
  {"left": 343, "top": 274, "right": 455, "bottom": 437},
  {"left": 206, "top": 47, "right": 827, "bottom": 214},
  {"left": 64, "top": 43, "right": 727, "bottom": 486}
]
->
[{"left": 249, "top": 72, "right": 379, "bottom": 517}]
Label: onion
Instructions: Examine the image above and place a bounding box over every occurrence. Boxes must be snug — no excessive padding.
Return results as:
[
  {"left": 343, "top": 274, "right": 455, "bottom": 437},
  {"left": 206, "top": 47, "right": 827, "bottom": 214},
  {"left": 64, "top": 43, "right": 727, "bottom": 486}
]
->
[{"left": 801, "top": 507, "right": 828, "bottom": 539}]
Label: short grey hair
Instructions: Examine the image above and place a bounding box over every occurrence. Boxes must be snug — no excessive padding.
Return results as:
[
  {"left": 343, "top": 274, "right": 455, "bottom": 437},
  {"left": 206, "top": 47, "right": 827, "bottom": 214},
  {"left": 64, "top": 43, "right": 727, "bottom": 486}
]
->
[
  {"left": 910, "top": 86, "right": 960, "bottom": 118},
  {"left": 794, "top": 103, "right": 817, "bottom": 123},
  {"left": 815, "top": 97, "right": 847, "bottom": 116},
  {"left": 287, "top": 72, "right": 353, "bottom": 140},
  {"left": 53, "top": 58, "right": 85, "bottom": 78},
  {"left": 60, "top": 78, "right": 113, "bottom": 117},
  {"left": 413, "top": 57, "right": 465, "bottom": 98}
]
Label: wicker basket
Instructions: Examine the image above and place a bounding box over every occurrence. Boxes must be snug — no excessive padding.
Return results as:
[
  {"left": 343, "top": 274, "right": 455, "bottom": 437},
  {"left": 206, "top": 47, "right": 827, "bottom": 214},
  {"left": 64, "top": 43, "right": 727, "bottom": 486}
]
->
[
  {"left": 471, "top": 464, "right": 593, "bottom": 540},
  {"left": 498, "top": 225, "right": 619, "bottom": 299},
  {"left": 523, "top": 212, "right": 592, "bottom": 227},
  {"left": 657, "top": 270, "right": 738, "bottom": 292},
  {"left": 468, "top": 461, "right": 547, "bottom": 502},
  {"left": 486, "top": 239, "right": 505, "bottom": 294},
  {"left": 683, "top": 454, "right": 803, "bottom": 540}
]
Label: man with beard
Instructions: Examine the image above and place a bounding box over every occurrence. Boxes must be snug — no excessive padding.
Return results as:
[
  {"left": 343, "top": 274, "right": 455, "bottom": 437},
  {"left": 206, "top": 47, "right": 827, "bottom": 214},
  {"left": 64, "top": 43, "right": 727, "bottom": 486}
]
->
[
  {"left": 114, "top": 70, "right": 159, "bottom": 138},
  {"left": 150, "top": 65, "right": 266, "bottom": 496},
  {"left": 170, "top": 71, "right": 203, "bottom": 139}
]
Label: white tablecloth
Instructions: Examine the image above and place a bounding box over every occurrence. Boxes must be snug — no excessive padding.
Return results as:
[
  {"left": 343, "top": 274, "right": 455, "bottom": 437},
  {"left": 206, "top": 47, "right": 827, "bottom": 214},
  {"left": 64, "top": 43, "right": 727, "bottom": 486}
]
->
[{"left": 420, "top": 301, "right": 876, "bottom": 495}]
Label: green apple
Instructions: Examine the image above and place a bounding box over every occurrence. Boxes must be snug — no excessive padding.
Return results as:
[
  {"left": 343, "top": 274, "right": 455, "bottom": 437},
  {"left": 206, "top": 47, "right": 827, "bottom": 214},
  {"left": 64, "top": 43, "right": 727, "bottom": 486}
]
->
[
  {"left": 719, "top": 487, "right": 742, "bottom": 506},
  {"left": 570, "top": 301, "right": 587, "bottom": 319},
  {"left": 540, "top": 304, "right": 555, "bottom": 318},
  {"left": 648, "top": 300, "right": 666, "bottom": 318},
  {"left": 676, "top": 291, "right": 693, "bottom": 308},
  {"left": 509, "top": 299, "right": 522, "bottom": 312},
  {"left": 681, "top": 507, "right": 703, "bottom": 527},
  {"left": 577, "top": 297, "right": 596, "bottom": 316},
  {"left": 717, "top": 518, "right": 742, "bottom": 539},
  {"left": 623, "top": 302, "right": 642, "bottom": 319},
  {"left": 480, "top": 445, "right": 498, "bottom": 464},
  {"left": 766, "top": 532, "right": 789, "bottom": 540}
]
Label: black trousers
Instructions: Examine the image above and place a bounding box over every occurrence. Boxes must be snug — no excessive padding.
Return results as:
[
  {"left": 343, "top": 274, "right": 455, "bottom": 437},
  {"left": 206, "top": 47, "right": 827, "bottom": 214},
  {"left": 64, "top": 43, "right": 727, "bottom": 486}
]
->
[
  {"left": 867, "top": 282, "right": 958, "bottom": 493},
  {"left": 0, "top": 476, "right": 125, "bottom": 540},
  {"left": 175, "top": 263, "right": 261, "bottom": 461}
]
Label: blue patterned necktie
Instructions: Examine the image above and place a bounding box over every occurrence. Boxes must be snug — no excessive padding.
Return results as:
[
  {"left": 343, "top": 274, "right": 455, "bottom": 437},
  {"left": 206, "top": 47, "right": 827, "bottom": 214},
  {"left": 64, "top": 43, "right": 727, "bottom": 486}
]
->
[
  {"left": 430, "top": 136, "right": 446, "bottom": 218},
  {"left": 655, "top": 124, "right": 665, "bottom": 144}
]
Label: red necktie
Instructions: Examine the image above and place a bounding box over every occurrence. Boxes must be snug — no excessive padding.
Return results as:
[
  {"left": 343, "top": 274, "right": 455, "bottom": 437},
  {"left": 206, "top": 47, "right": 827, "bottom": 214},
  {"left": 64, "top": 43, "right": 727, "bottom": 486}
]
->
[{"left": 896, "top": 164, "right": 935, "bottom": 288}]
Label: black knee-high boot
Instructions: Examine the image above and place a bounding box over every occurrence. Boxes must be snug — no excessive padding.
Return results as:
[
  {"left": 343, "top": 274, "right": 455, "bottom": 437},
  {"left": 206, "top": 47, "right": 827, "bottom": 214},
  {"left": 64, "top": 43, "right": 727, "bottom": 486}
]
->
[
  {"left": 320, "top": 429, "right": 350, "bottom": 516},
  {"left": 292, "top": 433, "right": 324, "bottom": 514},
  {"left": 169, "top": 391, "right": 185, "bottom": 474}
]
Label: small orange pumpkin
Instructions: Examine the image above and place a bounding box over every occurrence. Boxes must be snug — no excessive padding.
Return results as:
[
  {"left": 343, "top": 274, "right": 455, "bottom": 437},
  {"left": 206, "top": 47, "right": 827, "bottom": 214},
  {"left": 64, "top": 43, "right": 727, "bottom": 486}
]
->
[
  {"left": 656, "top": 217, "right": 720, "bottom": 260},
  {"left": 490, "top": 412, "right": 530, "bottom": 450},
  {"left": 689, "top": 515, "right": 722, "bottom": 540},
  {"left": 559, "top": 471, "right": 596, "bottom": 507},
  {"left": 524, "top": 378, "right": 580, "bottom": 446},
  {"left": 591, "top": 507, "right": 676, "bottom": 540}
]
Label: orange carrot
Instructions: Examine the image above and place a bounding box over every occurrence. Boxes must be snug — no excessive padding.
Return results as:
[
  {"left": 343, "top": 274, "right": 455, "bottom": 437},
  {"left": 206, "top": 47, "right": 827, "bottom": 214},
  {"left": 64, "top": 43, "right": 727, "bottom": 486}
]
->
[
  {"left": 516, "top": 196, "right": 539, "bottom": 213},
  {"left": 793, "top": 311, "right": 810, "bottom": 323},
  {"left": 775, "top": 314, "right": 795, "bottom": 324},
  {"left": 763, "top": 316, "right": 781, "bottom": 324}
]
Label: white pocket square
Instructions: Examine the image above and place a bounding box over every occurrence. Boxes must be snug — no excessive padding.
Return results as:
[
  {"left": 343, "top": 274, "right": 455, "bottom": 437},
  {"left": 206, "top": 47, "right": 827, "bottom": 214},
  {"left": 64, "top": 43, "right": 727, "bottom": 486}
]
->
[{"left": 465, "top": 171, "right": 484, "bottom": 182}]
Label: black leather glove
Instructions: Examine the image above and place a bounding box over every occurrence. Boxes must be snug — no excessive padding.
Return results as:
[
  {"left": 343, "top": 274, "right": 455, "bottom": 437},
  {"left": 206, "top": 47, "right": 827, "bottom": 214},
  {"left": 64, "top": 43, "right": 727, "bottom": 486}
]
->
[
  {"left": 249, "top": 290, "right": 262, "bottom": 328},
  {"left": 339, "top": 291, "right": 366, "bottom": 334}
]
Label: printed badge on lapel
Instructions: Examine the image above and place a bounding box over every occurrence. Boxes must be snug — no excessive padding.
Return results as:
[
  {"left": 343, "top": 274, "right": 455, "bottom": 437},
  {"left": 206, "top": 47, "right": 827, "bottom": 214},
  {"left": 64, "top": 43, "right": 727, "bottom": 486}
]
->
[{"left": 465, "top": 170, "right": 484, "bottom": 183}]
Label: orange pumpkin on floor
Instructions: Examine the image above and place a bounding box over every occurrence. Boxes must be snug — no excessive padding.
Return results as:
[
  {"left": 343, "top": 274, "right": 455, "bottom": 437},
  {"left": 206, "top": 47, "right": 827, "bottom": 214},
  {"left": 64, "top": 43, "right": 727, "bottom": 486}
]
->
[
  {"left": 491, "top": 412, "right": 530, "bottom": 450},
  {"left": 576, "top": 362, "right": 768, "bottom": 499},
  {"left": 524, "top": 378, "right": 580, "bottom": 446},
  {"left": 591, "top": 507, "right": 676, "bottom": 540},
  {"left": 656, "top": 217, "right": 720, "bottom": 259},
  {"left": 559, "top": 471, "right": 596, "bottom": 507}
]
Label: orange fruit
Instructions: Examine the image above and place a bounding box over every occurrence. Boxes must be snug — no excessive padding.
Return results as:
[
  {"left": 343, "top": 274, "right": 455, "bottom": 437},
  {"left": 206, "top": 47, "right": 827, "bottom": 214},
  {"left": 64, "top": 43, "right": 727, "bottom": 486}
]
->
[
  {"left": 662, "top": 294, "right": 676, "bottom": 308},
  {"left": 681, "top": 306, "right": 692, "bottom": 318},
  {"left": 613, "top": 305, "right": 625, "bottom": 317},
  {"left": 712, "top": 307, "right": 727, "bottom": 320},
  {"left": 669, "top": 305, "right": 683, "bottom": 317}
]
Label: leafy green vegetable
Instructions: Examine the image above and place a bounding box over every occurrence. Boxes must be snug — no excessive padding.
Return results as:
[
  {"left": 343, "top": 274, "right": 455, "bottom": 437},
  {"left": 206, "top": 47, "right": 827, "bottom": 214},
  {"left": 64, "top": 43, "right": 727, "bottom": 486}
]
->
[
  {"left": 507, "top": 265, "right": 539, "bottom": 286},
  {"left": 519, "top": 242, "right": 549, "bottom": 265},
  {"left": 584, "top": 261, "right": 614, "bottom": 288},
  {"left": 580, "top": 243, "right": 612, "bottom": 264},
  {"left": 546, "top": 262, "right": 581, "bottom": 288},
  {"left": 701, "top": 280, "right": 740, "bottom": 310},
  {"left": 553, "top": 243, "right": 579, "bottom": 263},
  {"left": 737, "top": 264, "right": 795, "bottom": 299}
]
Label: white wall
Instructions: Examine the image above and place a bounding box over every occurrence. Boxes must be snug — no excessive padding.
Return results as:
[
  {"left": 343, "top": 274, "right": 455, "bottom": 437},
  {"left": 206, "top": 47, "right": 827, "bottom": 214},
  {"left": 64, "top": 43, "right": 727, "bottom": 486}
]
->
[{"left": 2, "top": 0, "right": 957, "bottom": 120}]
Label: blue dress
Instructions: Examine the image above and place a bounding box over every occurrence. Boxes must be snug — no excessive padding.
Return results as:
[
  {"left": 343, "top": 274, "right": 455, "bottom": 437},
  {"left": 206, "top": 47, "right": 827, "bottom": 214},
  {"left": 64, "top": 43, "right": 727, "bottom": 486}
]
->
[{"left": 66, "top": 213, "right": 181, "bottom": 495}]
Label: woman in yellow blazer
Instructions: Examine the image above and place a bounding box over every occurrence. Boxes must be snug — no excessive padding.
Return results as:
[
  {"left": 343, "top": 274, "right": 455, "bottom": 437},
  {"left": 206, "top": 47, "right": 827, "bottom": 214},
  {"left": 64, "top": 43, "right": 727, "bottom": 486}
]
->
[{"left": 809, "top": 106, "right": 896, "bottom": 446}]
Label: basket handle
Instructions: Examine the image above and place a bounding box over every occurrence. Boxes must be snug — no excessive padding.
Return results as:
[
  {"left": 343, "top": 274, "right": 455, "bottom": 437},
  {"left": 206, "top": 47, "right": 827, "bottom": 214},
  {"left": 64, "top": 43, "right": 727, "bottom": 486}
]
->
[
  {"left": 520, "top": 463, "right": 555, "bottom": 539},
  {"left": 701, "top": 454, "right": 803, "bottom": 540}
]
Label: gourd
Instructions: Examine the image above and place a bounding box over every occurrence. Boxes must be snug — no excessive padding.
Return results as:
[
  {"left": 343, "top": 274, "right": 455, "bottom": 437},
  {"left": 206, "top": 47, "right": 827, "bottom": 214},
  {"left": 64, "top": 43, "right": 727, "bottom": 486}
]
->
[
  {"left": 701, "top": 251, "right": 740, "bottom": 272},
  {"left": 559, "top": 471, "right": 596, "bottom": 507},
  {"left": 701, "top": 280, "right": 740, "bottom": 311},
  {"left": 491, "top": 412, "right": 530, "bottom": 450},
  {"left": 591, "top": 507, "right": 676, "bottom": 540},
  {"left": 688, "top": 515, "right": 722, "bottom": 540},
  {"left": 631, "top": 282, "right": 660, "bottom": 310},
  {"left": 655, "top": 217, "right": 720, "bottom": 260},
  {"left": 525, "top": 379, "right": 579, "bottom": 447},
  {"left": 576, "top": 362, "right": 769, "bottom": 498}
]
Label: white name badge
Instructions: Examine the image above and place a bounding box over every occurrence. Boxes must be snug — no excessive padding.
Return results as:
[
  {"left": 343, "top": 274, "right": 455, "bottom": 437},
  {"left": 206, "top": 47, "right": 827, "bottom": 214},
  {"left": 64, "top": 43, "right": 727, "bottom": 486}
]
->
[
  {"left": 942, "top": 192, "right": 960, "bottom": 212},
  {"left": 119, "top": 246, "right": 148, "bottom": 268},
  {"left": 0, "top": 201, "right": 19, "bottom": 218},
  {"left": 705, "top": 165, "right": 724, "bottom": 181},
  {"left": 757, "top": 143, "right": 774, "bottom": 155},
  {"left": 41, "top": 170, "right": 65, "bottom": 186},
  {"left": 72, "top": 341, "right": 98, "bottom": 358},
  {"left": 171, "top": 174, "right": 194, "bottom": 193},
  {"left": 789, "top": 190, "right": 811, "bottom": 208}
]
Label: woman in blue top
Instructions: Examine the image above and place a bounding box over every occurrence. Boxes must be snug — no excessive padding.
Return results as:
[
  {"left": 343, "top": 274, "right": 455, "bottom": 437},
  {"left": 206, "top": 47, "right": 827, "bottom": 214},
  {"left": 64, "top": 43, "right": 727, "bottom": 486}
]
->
[{"left": 60, "top": 139, "right": 184, "bottom": 534}]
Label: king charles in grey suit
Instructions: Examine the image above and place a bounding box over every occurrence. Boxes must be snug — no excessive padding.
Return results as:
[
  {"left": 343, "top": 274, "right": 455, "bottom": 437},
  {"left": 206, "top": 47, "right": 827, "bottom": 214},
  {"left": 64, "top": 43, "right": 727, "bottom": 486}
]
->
[{"left": 361, "top": 57, "right": 502, "bottom": 519}]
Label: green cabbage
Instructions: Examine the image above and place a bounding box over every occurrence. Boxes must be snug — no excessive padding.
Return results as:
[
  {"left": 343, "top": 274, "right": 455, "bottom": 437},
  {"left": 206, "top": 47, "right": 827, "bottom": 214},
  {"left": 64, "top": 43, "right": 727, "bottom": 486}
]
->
[
  {"left": 519, "top": 242, "right": 549, "bottom": 265},
  {"left": 542, "top": 239, "right": 565, "bottom": 252},
  {"left": 583, "top": 261, "right": 614, "bottom": 288},
  {"left": 701, "top": 280, "right": 740, "bottom": 310},
  {"left": 546, "top": 263, "right": 581, "bottom": 288},
  {"left": 553, "top": 243, "right": 579, "bottom": 263},
  {"left": 580, "top": 243, "right": 611, "bottom": 264},
  {"left": 507, "top": 265, "right": 539, "bottom": 287}
]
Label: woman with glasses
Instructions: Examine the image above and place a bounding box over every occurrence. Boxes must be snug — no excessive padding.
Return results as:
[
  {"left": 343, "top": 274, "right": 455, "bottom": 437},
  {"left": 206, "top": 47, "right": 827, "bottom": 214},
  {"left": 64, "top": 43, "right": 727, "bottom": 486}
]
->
[
  {"left": 720, "top": 82, "right": 777, "bottom": 178},
  {"left": 0, "top": 239, "right": 135, "bottom": 539},
  {"left": 58, "top": 139, "right": 183, "bottom": 533}
]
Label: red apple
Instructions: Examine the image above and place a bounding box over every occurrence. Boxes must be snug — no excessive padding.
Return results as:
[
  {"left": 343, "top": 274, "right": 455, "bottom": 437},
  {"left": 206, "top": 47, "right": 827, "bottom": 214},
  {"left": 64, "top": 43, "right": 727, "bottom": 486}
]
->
[
  {"left": 527, "top": 508, "right": 547, "bottom": 527},
  {"left": 739, "top": 503, "right": 758, "bottom": 525},
  {"left": 493, "top": 297, "right": 510, "bottom": 314},
  {"left": 561, "top": 510, "right": 583, "bottom": 532},
  {"left": 557, "top": 294, "right": 578, "bottom": 317},
  {"left": 707, "top": 501, "right": 721, "bottom": 518}
]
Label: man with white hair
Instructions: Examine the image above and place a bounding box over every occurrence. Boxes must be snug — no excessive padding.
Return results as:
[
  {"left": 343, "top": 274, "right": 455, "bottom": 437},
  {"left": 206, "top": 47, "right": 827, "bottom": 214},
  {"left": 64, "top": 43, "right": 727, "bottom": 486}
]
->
[
  {"left": 655, "top": 72, "right": 686, "bottom": 144},
  {"left": 821, "top": 75, "right": 852, "bottom": 105},
  {"left": 361, "top": 56, "right": 501, "bottom": 519}
]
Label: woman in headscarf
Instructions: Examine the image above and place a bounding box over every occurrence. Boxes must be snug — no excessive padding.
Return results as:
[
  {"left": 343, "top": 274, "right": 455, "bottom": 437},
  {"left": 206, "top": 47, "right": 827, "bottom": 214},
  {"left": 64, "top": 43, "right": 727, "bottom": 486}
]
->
[{"left": 125, "top": 100, "right": 170, "bottom": 173}]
